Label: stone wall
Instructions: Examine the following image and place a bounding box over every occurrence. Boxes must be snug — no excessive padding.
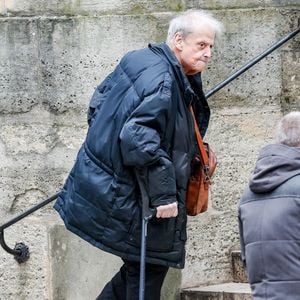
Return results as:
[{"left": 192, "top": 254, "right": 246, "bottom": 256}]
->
[{"left": 0, "top": 1, "right": 299, "bottom": 299}]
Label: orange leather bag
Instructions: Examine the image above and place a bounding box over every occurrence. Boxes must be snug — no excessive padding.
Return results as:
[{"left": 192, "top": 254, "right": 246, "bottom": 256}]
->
[{"left": 186, "top": 107, "right": 217, "bottom": 216}]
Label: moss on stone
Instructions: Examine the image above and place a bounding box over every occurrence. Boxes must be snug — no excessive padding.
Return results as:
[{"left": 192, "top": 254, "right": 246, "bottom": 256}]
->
[
  {"left": 62, "top": 0, "right": 82, "bottom": 16},
  {"left": 62, "top": 3, "right": 74, "bottom": 16},
  {"left": 168, "top": 0, "right": 185, "bottom": 12},
  {"left": 129, "top": 4, "right": 146, "bottom": 15}
]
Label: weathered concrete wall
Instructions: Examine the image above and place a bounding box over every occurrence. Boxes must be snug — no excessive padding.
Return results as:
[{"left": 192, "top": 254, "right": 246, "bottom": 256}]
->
[{"left": 0, "top": 1, "right": 299, "bottom": 299}]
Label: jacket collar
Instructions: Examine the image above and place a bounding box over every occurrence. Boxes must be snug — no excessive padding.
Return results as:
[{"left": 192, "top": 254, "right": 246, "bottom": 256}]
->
[{"left": 148, "top": 43, "right": 199, "bottom": 106}]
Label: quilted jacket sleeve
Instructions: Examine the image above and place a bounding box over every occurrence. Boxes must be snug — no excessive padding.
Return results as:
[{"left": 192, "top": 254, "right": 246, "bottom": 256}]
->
[{"left": 119, "top": 78, "right": 177, "bottom": 207}]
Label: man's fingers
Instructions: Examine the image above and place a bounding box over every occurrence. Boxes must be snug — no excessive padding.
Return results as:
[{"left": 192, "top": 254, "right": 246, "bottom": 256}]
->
[{"left": 156, "top": 202, "right": 178, "bottom": 218}]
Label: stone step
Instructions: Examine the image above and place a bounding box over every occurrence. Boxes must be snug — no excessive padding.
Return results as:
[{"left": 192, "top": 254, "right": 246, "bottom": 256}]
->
[
  {"left": 231, "top": 250, "right": 249, "bottom": 283},
  {"left": 181, "top": 282, "right": 252, "bottom": 300}
]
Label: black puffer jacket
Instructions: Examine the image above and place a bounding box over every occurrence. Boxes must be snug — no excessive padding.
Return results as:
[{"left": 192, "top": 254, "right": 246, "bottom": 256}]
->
[
  {"left": 239, "top": 144, "right": 300, "bottom": 299},
  {"left": 54, "top": 43, "right": 210, "bottom": 268}
]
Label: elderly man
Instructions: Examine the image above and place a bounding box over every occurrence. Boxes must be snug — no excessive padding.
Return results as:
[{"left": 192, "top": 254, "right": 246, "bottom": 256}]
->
[
  {"left": 54, "top": 10, "right": 223, "bottom": 300},
  {"left": 239, "top": 112, "right": 300, "bottom": 299}
]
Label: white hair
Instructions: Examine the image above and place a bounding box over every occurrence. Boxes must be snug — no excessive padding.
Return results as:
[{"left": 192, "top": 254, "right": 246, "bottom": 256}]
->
[
  {"left": 166, "top": 10, "right": 224, "bottom": 44},
  {"left": 276, "top": 111, "right": 300, "bottom": 147}
]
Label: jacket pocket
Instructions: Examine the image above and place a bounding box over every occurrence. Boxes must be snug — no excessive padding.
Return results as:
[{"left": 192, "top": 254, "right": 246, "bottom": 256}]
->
[
  {"left": 128, "top": 215, "right": 176, "bottom": 252},
  {"left": 147, "top": 217, "right": 176, "bottom": 251}
]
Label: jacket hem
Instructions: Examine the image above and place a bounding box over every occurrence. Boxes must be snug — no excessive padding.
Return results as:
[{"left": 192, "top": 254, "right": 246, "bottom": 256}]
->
[{"left": 53, "top": 199, "right": 184, "bottom": 269}]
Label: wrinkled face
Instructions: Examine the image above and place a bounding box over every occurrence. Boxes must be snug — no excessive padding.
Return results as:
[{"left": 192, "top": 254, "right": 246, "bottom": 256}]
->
[{"left": 173, "top": 26, "right": 215, "bottom": 75}]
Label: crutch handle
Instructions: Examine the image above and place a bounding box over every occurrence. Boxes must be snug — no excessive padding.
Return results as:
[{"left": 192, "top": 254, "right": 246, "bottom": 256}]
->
[{"left": 143, "top": 208, "right": 156, "bottom": 221}]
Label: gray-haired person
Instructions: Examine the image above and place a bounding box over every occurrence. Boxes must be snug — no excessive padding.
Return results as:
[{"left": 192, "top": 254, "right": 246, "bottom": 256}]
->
[
  {"left": 54, "top": 10, "right": 223, "bottom": 299},
  {"left": 239, "top": 112, "right": 300, "bottom": 299}
]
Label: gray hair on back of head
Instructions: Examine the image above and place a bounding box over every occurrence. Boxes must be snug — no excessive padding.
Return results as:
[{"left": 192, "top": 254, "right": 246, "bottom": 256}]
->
[
  {"left": 166, "top": 10, "right": 224, "bottom": 44},
  {"left": 276, "top": 111, "right": 300, "bottom": 147}
]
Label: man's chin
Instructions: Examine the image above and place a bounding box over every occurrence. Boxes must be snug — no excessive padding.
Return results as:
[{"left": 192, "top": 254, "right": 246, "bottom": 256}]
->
[
  {"left": 188, "top": 67, "right": 206, "bottom": 75},
  {"left": 193, "top": 62, "right": 207, "bottom": 74}
]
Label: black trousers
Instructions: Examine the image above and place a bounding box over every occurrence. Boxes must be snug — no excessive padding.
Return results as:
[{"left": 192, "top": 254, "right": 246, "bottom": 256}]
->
[{"left": 96, "top": 259, "right": 169, "bottom": 300}]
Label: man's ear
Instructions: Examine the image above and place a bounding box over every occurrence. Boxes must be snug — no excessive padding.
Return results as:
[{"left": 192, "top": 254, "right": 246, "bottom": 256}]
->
[{"left": 173, "top": 32, "right": 184, "bottom": 51}]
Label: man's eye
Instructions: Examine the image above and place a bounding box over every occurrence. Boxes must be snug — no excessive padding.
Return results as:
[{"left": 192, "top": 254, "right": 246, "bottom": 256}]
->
[{"left": 198, "top": 43, "right": 206, "bottom": 49}]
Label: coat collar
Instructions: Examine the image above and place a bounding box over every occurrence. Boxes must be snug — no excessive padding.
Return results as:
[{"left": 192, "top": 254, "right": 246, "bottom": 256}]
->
[{"left": 148, "top": 43, "right": 199, "bottom": 106}]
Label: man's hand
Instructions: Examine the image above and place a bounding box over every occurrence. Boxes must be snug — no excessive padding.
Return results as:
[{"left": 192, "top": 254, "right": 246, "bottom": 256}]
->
[{"left": 156, "top": 202, "right": 178, "bottom": 218}]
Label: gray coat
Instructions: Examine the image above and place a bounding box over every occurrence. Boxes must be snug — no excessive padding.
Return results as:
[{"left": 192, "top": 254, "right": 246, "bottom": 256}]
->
[{"left": 239, "top": 144, "right": 300, "bottom": 299}]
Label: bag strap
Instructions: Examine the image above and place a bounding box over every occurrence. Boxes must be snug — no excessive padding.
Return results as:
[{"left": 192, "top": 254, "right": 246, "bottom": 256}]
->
[{"left": 189, "top": 106, "right": 209, "bottom": 167}]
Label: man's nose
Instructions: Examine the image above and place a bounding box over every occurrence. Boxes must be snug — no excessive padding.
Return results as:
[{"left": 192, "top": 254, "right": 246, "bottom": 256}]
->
[{"left": 204, "top": 47, "right": 212, "bottom": 58}]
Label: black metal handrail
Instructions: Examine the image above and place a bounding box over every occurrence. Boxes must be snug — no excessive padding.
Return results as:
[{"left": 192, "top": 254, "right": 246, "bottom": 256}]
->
[
  {"left": 205, "top": 26, "right": 300, "bottom": 98},
  {"left": 1, "top": 25, "right": 299, "bottom": 263},
  {"left": 0, "top": 192, "right": 60, "bottom": 262}
]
